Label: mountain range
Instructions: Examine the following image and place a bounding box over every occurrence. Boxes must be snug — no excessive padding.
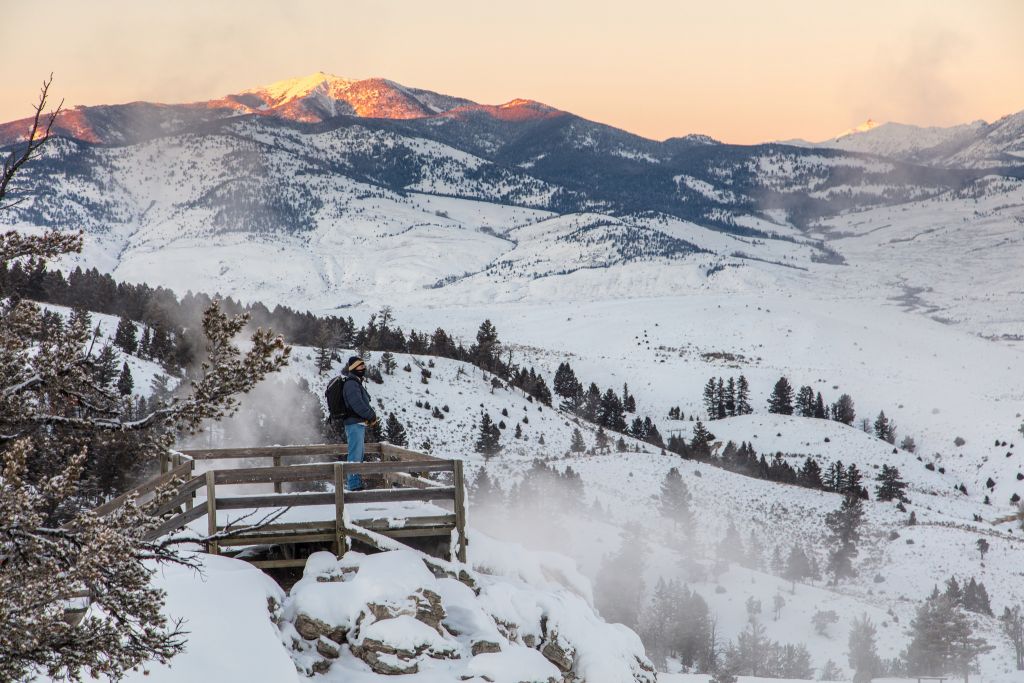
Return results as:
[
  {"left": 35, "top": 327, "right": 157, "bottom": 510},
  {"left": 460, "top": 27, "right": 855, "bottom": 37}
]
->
[
  {"left": 2, "top": 72, "right": 1023, "bottom": 336},
  {"left": 788, "top": 114, "right": 1024, "bottom": 169}
]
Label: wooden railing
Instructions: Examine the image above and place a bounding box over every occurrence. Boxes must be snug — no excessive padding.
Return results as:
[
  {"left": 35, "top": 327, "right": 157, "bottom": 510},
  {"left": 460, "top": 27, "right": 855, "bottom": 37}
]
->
[{"left": 98, "top": 443, "right": 467, "bottom": 567}]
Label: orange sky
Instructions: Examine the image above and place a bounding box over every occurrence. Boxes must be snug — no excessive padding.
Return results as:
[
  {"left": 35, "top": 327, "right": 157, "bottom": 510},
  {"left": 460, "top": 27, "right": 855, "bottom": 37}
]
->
[{"left": 2, "top": 0, "right": 1022, "bottom": 144}]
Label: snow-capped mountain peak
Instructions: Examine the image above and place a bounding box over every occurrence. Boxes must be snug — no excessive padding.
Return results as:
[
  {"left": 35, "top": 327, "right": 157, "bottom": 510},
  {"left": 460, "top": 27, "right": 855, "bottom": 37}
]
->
[
  {"left": 239, "top": 71, "right": 358, "bottom": 107},
  {"left": 831, "top": 117, "right": 881, "bottom": 141}
]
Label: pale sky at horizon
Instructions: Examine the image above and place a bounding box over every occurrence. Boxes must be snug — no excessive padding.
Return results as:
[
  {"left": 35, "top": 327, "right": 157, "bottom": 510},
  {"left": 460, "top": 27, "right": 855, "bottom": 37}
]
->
[{"left": 2, "top": 0, "right": 1022, "bottom": 144}]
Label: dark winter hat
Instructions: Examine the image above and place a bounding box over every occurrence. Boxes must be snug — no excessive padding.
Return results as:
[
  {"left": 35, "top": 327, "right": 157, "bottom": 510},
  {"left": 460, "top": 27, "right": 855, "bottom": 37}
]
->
[{"left": 347, "top": 356, "right": 366, "bottom": 372}]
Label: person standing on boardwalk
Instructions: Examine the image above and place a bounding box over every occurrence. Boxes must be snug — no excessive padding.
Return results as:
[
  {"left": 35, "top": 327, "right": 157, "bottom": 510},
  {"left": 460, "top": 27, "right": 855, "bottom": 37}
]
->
[{"left": 326, "top": 356, "right": 377, "bottom": 491}]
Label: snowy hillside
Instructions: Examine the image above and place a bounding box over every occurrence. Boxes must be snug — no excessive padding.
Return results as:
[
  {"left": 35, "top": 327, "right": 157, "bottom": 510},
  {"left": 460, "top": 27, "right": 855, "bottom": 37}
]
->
[
  {"left": 797, "top": 113, "right": 1024, "bottom": 170},
  {"left": 807, "top": 120, "right": 987, "bottom": 164},
  {"left": 190, "top": 340, "right": 1018, "bottom": 680}
]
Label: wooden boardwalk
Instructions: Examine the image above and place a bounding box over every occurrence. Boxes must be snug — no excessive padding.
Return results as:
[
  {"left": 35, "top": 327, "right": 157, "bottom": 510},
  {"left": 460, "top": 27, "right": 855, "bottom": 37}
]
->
[{"left": 95, "top": 442, "right": 468, "bottom": 569}]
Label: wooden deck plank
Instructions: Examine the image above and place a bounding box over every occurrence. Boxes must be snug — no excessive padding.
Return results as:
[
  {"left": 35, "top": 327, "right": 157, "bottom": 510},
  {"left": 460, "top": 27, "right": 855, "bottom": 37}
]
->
[
  {"left": 247, "top": 558, "right": 312, "bottom": 569},
  {"left": 217, "top": 532, "right": 337, "bottom": 546},
  {"left": 94, "top": 459, "right": 193, "bottom": 516},
  {"left": 343, "top": 487, "right": 456, "bottom": 504},
  {"left": 342, "top": 460, "right": 453, "bottom": 475}
]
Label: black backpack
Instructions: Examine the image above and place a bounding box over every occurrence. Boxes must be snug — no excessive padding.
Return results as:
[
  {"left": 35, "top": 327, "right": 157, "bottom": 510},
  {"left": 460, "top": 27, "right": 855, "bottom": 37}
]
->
[{"left": 325, "top": 375, "right": 350, "bottom": 419}]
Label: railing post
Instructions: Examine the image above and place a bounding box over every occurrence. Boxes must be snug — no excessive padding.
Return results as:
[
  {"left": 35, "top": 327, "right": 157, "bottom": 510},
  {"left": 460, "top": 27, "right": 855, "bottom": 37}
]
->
[
  {"left": 159, "top": 452, "right": 169, "bottom": 475},
  {"left": 452, "top": 459, "right": 467, "bottom": 563},
  {"left": 185, "top": 459, "right": 194, "bottom": 512},
  {"left": 334, "top": 463, "right": 346, "bottom": 558},
  {"left": 205, "top": 471, "right": 218, "bottom": 555},
  {"left": 273, "top": 453, "right": 282, "bottom": 494}
]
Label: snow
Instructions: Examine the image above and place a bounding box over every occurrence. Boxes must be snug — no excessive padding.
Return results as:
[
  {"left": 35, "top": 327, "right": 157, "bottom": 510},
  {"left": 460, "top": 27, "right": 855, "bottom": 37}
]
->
[
  {"left": 354, "top": 615, "right": 451, "bottom": 650},
  {"left": 464, "top": 650, "right": 560, "bottom": 682},
  {"left": 119, "top": 555, "right": 298, "bottom": 683}
]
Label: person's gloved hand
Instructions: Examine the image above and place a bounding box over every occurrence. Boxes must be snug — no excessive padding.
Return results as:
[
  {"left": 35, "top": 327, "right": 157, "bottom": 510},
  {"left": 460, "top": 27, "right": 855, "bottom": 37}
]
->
[{"left": 367, "top": 417, "right": 380, "bottom": 428}]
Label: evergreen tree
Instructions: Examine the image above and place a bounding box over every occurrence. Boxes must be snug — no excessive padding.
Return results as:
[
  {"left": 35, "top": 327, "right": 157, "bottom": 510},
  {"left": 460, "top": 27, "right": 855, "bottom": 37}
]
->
[
  {"left": 514, "top": 422, "right": 523, "bottom": 439},
  {"left": 570, "top": 428, "right": 586, "bottom": 453},
  {"left": 379, "top": 351, "right": 397, "bottom": 375},
  {"left": 875, "top": 465, "right": 909, "bottom": 502},
  {"left": 658, "top": 468, "right": 693, "bottom": 535},
  {"left": 904, "top": 592, "right": 992, "bottom": 679},
  {"left": 615, "top": 436, "right": 628, "bottom": 452},
  {"left": 383, "top": 412, "right": 408, "bottom": 447},
  {"left": 783, "top": 545, "right": 813, "bottom": 586},
  {"left": 595, "top": 529, "right": 647, "bottom": 630},
  {"left": 0, "top": 212, "right": 289, "bottom": 683},
  {"left": 116, "top": 362, "right": 134, "bottom": 397},
  {"left": 471, "top": 319, "right": 502, "bottom": 372},
  {"left": 113, "top": 316, "right": 138, "bottom": 354},
  {"left": 845, "top": 463, "right": 865, "bottom": 497},
  {"left": 149, "top": 324, "right": 172, "bottom": 364},
  {"left": 474, "top": 412, "right": 502, "bottom": 457},
  {"left": 644, "top": 419, "right": 664, "bottom": 448},
  {"left": 767, "top": 377, "right": 794, "bottom": 415},
  {"left": 581, "top": 383, "right": 602, "bottom": 422},
  {"left": 976, "top": 538, "right": 989, "bottom": 561},
  {"left": 598, "top": 388, "right": 627, "bottom": 431},
  {"left": 553, "top": 362, "right": 583, "bottom": 408},
  {"left": 703, "top": 378, "right": 718, "bottom": 419},
  {"left": 962, "top": 578, "right": 992, "bottom": 616},
  {"left": 848, "top": 615, "right": 881, "bottom": 682},
  {"left": 831, "top": 394, "right": 856, "bottom": 425},
  {"left": 725, "top": 377, "right": 737, "bottom": 417},
  {"left": 594, "top": 426, "right": 609, "bottom": 450},
  {"left": 690, "top": 419, "right": 714, "bottom": 459},
  {"left": 796, "top": 385, "right": 816, "bottom": 417},
  {"left": 874, "top": 411, "right": 896, "bottom": 443},
  {"left": 639, "top": 578, "right": 676, "bottom": 666},
  {"left": 314, "top": 330, "right": 333, "bottom": 375},
  {"left": 93, "top": 344, "right": 120, "bottom": 387},
  {"left": 718, "top": 521, "right": 746, "bottom": 564},
  {"left": 814, "top": 392, "right": 827, "bottom": 419},
  {"left": 622, "top": 382, "right": 636, "bottom": 413},
  {"left": 798, "top": 457, "right": 824, "bottom": 489},
  {"left": 825, "top": 494, "right": 865, "bottom": 583},
  {"left": 715, "top": 378, "right": 727, "bottom": 419},
  {"left": 826, "top": 460, "right": 847, "bottom": 492},
  {"left": 900, "top": 435, "right": 917, "bottom": 453},
  {"left": 138, "top": 325, "right": 152, "bottom": 359},
  {"left": 470, "top": 468, "right": 499, "bottom": 504},
  {"left": 725, "top": 617, "right": 771, "bottom": 677},
  {"left": 735, "top": 375, "right": 752, "bottom": 415}
]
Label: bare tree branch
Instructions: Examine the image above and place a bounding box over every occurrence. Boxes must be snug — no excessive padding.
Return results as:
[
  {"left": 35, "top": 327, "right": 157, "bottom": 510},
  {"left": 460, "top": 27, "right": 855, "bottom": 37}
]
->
[{"left": 0, "top": 73, "right": 63, "bottom": 210}]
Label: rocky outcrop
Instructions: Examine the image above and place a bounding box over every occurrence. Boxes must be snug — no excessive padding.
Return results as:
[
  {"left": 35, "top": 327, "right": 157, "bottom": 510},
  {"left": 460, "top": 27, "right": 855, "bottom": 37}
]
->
[{"left": 280, "top": 549, "right": 656, "bottom": 682}]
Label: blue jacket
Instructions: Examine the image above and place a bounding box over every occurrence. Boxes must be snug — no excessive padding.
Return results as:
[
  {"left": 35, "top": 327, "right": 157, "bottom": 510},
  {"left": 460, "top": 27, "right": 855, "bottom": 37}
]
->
[{"left": 341, "top": 371, "right": 376, "bottom": 426}]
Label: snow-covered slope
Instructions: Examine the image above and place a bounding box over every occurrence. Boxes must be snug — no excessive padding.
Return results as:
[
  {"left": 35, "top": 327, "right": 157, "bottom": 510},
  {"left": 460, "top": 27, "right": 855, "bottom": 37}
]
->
[
  {"left": 813, "top": 120, "right": 986, "bottom": 163},
  {"left": 795, "top": 113, "right": 1024, "bottom": 169},
  {"left": 237, "top": 341, "right": 1024, "bottom": 680},
  {"left": 109, "top": 540, "right": 654, "bottom": 682}
]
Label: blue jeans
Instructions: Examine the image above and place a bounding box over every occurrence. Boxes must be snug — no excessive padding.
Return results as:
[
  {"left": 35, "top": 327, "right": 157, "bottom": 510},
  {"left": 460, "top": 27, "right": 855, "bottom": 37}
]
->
[{"left": 344, "top": 422, "right": 365, "bottom": 490}]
